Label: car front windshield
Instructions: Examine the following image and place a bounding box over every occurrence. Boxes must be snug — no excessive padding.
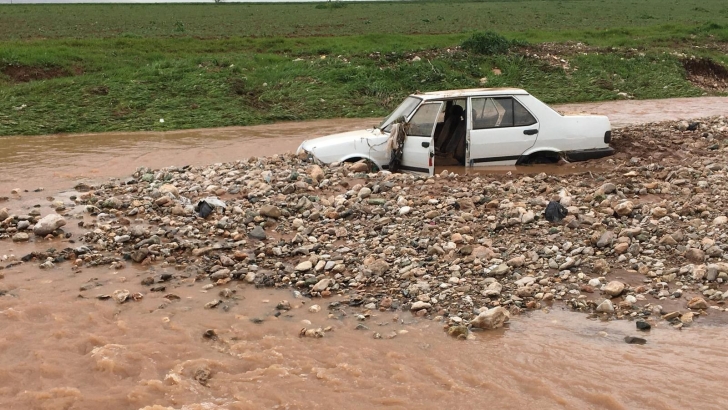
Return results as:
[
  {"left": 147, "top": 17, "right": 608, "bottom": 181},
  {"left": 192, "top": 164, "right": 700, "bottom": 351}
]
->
[{"left": 378, "top": 96, "right": 422, "bottom": 132}]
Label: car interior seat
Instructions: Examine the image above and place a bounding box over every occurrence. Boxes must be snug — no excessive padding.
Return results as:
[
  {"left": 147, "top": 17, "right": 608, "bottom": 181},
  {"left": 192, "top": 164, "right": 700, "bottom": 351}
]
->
[{"left": 436, "top": 104, "right": 464, "bottom": 153}]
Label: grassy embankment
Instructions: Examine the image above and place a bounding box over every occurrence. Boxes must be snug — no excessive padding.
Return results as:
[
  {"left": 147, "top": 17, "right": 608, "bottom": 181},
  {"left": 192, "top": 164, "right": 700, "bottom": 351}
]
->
[{"left": 0, "top": 0, "right": 727, "bottom": 136}]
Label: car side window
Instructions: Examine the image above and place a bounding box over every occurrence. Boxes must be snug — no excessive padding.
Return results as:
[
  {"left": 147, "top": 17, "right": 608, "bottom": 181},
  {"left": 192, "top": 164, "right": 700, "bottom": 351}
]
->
[
  {"left": 471, "top": 97, "right": 536, "bottom": 129},
  {"left": 408, "top": 103, "right": 442, "bottom": 137},
  {"left": 513, "top": 98, "right": 537, "bottom": 126}
]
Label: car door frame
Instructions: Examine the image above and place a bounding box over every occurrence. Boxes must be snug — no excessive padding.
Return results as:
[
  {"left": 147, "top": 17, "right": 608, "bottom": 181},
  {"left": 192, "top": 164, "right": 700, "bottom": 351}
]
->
[
  {"left": 400, "top": 100, "right": 443, "bottom": 176},
  {"left": 466, "top": 95, "right": 540, "bottom": 166}
]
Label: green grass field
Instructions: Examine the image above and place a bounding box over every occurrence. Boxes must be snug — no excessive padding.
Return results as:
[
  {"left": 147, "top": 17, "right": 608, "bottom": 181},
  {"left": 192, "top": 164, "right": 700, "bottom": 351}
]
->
[{"left": 1, "top": 0, "right": 727, "bottom": 136}]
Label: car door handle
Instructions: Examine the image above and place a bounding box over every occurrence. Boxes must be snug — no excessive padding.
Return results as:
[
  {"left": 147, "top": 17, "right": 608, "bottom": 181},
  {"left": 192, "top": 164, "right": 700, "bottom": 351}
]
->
[
  {"left": 523, "top": 129, "right": 538, "bottom": 135},
  {"left": 421, "top": 142, "right": 430, "bottom": 148}
]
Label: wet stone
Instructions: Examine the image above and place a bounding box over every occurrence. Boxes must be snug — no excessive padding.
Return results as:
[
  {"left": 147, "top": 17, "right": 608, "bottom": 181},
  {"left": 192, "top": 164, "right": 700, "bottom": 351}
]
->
[
  {"left": 636, "top": 321, "right": 651, "bottom": 331},
  {"left": 12, "top": 232, "right": 29, "bottom": 242},
  {"left": 624, "top": 336, "right": 647, "bottom": 345}
]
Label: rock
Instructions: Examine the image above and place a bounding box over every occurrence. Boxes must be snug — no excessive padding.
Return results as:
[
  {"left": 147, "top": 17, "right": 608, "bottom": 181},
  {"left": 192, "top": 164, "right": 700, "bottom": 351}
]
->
[
  {"left": 592, "top": 259, "right": 609, "bottom": 274},
  {"left": 350, "top": 161, "right": 369, "bottom": 173},
  {"left": 684, "top": 248, "right": 705, "bottom": 263},
  {"left": 706, "top": 265, "right": 719, "bottom": 282},
  {"left": 12, "top": 232, "right": 29, "bottom": 242},
  {"left": 489, "top": 263, "right": 510, "bottom": 276},
  {"left": 295, "top": 261, "right": 313, "bottom": 271},
  {"left": 713, "top": 215, "right": 728, "bottom": 225},
  {"left": 159, "top": 184, "right": 179, "bottom": 197},
  {"left": 112, "top": 289, "right": 130, "bottom": 304},
  {"left": 687, "top": 297, "right": 708, "bottom": 310},
  {"left": 155, "top": 196, "right": 171, "bottom": 206},
  {"left": 399, "top": 206, "right": 411, "bottom": 216},
  {"left": 131, "top": 248, "right": 149, "bottom": 263},
  {"left": 472, "top": 246, "right": 495, "bottom": 260},
  {"left": 0, "top": 208, "right": 8, "bottom": 220},
  {"left": 365, "top": 258, "right": 390, "bottom": 276},
  {"left": 595, "top": 299, "right": 614, "bottom": 313},
  {"left": 308, "top": 304, "right": 321, "bottom": 313},
  {"left": 33, "top": 214, "right": 66, "bottom": 236},
  {"left": 483, "top": 282, "right": 502, "bottom": 297},
  {"left": 624, "top": 336, "right": 647, "bottom": 345},
  {"left": 259, "top": 204, "right": 282, "bottom": 219},
  {"left": 651, "top": 207, "right": 667, "bottom": 218},
  {"left": 309, "top": 165, "right": 325, "bottom": 183},
  {"left": 191, "top": 247, "right": 212, "bottom": 257},
  {"left": 614, "top": 201, "right": 634, "bottom": 216},
  {"left": 447, "top": 325, "right": 469, "bottom": 339},
  {"left": 636, "top": 320, "right": 651, "bottom": 331},
  {"left": 311, "top": 278, "right": 331, "bottom": 292},
  {"left": 597, "top": 183, "right": 617, "bottom": 195},
  {"left": 249, "top": 226, "right": 267, "bottom": 240},
  {"left": 471, "top": 307, "right": 510, "bottom": 330},
  {"left": 680, "top": 312, "right": 694, "bottom": 324},
  {"left": 357, "top": 187, "right": 372, "bottom": 198},
  {"left": 507, "top": 255, "right": 526, "bottom": 267},
  {"left": 276, "top": 300, "right": 291, "bottom": 310},
  {"left": 596, "top": 231, "right": 615, "bottom": 248},
  {"left": 300, "top": 327, "right": 324, "bottom": 338},
  {"left": 659, "top": 234, "right": 678, "bottom": 245},
  {"left": 521, "top": 210, "right": 535, "bottom": 224},
  {"left": 662, "top": 311, "right": 680, "bottom": 320},
  {"left": 410, "top": 301, "right": 432, "bottom": 311},
  {"left": 603, "top": 281, "right": 625, "bottom": 297},
  {"left": 210, "top": 269, "right": 231, "bottom": 281},
  {"left": 613, "top": 242, "right": 629, "bottom": 254}
]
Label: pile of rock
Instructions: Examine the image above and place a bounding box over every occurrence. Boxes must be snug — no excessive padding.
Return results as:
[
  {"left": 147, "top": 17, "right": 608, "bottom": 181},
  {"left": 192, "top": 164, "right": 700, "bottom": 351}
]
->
[{"left": 2, "top": 116, "right": 728, "bottom": 334}]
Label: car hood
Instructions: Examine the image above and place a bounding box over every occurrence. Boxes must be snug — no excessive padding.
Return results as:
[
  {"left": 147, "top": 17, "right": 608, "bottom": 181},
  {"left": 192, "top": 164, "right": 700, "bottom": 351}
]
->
[{"left": 300, "top": 128, "right": 385, "bottom": 150}]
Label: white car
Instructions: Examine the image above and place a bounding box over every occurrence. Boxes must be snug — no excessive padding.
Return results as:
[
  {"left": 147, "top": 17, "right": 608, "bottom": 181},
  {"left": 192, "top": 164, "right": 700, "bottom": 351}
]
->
[{"left": 297, "top": 88, "right": 614, "bottom": 176}]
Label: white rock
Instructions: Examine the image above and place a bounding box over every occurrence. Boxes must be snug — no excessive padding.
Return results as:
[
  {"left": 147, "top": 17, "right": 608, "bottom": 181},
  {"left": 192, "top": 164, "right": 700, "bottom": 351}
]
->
[
  {"left": 312, "top": 278, "right": 331, "bottom": 292},
  {"left": 33, "top": 214, "right": 66, "bottom": 236},
  {"left": 295, "top": 261, "right": 313, "bottom": 271},
  {"left": 410, "top": 301, "right": 432, "bottom": 311},
  {"left": 603, "top": 281, "right": 625, "bottom": 297},
  {"left": 596, "top": 299, "right": 614, "bottom": 313},
  {"left": 471, "top": 307, "right": 510, "bottom": 330}
]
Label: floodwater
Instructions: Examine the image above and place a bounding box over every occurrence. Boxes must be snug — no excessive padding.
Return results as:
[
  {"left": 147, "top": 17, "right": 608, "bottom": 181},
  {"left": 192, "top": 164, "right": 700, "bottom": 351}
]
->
[
  {"left": 2, "top": 97, "right": 728, "bottom": 409},
  {"left": 1, "top": 256, "right": 728, "bottom": 410}
]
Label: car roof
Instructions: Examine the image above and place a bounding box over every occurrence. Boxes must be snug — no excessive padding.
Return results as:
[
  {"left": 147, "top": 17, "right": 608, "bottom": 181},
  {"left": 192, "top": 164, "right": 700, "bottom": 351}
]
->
[{"left": 413, "top": 88, "right": 529, "bottom": 100}]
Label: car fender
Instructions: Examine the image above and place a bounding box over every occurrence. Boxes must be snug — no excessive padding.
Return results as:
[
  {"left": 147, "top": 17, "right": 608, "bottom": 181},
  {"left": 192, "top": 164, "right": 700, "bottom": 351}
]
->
[{"left": 519, "top": 146, "right": 563, "bottom": 158}]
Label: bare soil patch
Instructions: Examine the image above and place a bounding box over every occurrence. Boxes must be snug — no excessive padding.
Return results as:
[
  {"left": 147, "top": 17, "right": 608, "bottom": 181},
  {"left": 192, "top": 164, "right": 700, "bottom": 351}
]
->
[
  {"left": 683, "top": 57, "right": 728, "bottom": 91},
  {"left": 1, "top": 64, "right": 72, "bottom": 83}
]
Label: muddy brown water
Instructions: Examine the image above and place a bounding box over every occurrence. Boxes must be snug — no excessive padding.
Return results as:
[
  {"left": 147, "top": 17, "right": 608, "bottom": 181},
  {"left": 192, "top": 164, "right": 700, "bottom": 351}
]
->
[{"left": 2, "top": 97, "right": 728, "bottom": 410}]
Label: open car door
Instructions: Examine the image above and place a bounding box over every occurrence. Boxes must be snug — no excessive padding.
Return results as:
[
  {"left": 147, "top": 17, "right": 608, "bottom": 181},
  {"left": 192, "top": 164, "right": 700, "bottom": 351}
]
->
[{"left": 400, "top": 101, "right": 442, "bottom": 176}]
